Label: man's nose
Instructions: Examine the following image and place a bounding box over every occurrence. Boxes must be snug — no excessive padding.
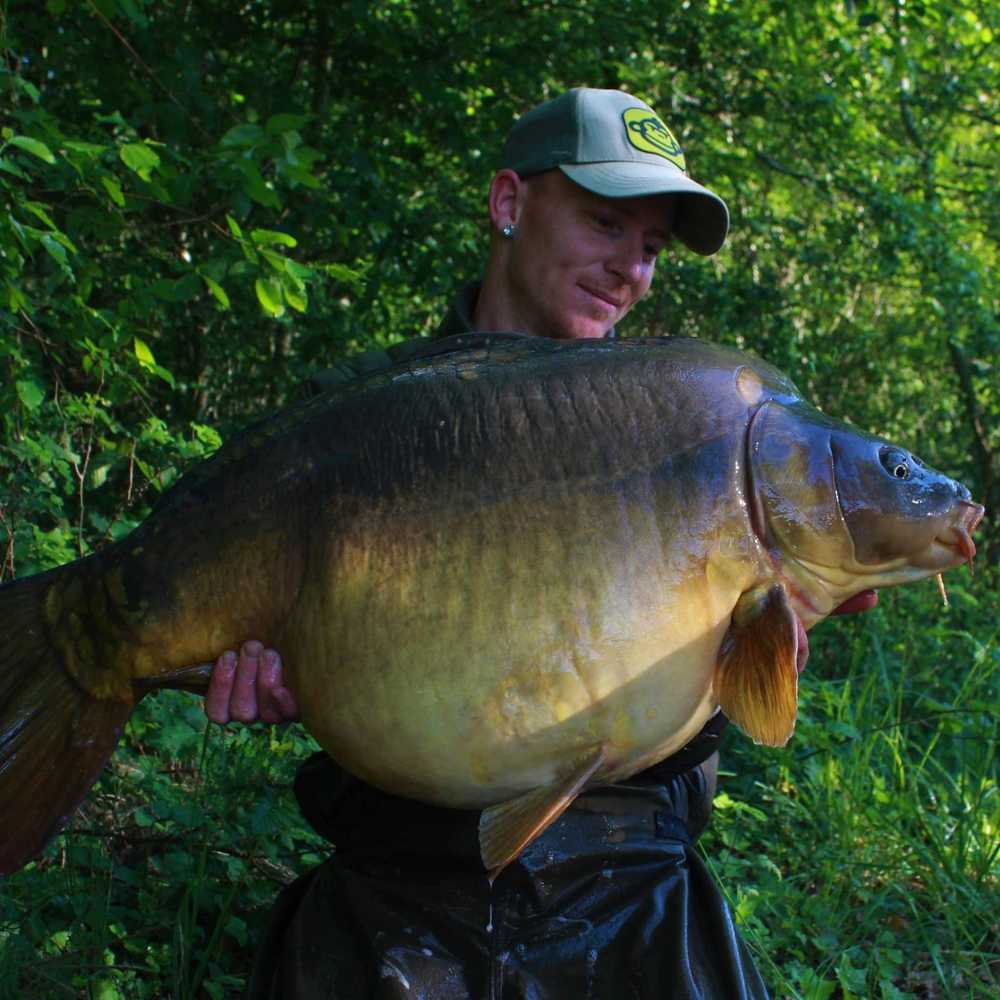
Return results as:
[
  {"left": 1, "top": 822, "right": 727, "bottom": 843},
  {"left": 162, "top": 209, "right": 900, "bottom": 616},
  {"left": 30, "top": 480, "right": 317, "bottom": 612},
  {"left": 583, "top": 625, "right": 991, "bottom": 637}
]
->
[{"left": 606, "top": 238, "right": 646, "bottom": 285}]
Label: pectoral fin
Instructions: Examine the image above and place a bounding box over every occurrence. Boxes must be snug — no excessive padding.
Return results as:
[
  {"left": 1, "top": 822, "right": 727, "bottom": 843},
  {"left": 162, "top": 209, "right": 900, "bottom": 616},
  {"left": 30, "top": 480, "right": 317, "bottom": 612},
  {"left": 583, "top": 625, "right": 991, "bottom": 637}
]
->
[
  {"left": 715, "top": 585, "right": 799, "bottom": 747},
  {"left": 479, "top": 745, "right": 606, "bottom": 883}
]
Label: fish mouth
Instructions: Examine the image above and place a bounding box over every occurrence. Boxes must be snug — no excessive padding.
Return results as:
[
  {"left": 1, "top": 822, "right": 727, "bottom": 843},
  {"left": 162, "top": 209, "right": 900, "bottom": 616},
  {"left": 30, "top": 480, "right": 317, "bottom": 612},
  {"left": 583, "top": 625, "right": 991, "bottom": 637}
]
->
[{"left": 936, "top": 500, "right": 984, "bottom": 570}]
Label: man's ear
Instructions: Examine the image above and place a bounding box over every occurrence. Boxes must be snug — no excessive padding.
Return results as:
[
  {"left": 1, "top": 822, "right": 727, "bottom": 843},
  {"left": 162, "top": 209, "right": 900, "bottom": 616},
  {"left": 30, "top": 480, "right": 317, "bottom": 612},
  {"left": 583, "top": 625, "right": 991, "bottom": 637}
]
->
[{"left": 488, "top": 168, "right": 525, "bottom": 235}]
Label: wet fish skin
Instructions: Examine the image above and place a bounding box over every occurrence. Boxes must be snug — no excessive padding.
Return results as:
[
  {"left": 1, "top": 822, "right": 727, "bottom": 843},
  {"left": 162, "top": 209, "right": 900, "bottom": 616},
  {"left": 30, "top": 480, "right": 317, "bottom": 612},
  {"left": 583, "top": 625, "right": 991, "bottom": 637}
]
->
[{"left": 0, "top": 334, "right": 983, "bottom": 876}]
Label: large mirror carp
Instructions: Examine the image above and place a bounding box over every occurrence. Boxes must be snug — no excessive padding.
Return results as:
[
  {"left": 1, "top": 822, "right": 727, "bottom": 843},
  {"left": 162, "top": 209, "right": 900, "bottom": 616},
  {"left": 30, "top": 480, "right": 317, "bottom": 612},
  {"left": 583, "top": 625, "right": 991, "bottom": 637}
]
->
[{"left": 0, "top": 333, "right": 983, "bottom": 877}]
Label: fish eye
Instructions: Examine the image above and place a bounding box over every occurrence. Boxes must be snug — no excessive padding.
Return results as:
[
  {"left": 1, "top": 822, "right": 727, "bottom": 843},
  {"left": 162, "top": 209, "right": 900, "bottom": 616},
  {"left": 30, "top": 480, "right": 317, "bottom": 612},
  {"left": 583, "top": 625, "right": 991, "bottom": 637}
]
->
[{"left": 879, "top": 447, "right": 911, "bottom": 481}]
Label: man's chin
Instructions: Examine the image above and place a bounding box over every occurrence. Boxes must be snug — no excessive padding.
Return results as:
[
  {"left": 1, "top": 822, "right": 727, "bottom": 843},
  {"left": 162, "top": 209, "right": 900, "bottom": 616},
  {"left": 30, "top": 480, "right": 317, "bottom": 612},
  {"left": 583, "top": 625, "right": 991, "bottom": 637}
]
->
[{"left": 550, "top": 317, "right": 614, "bottom": 340}]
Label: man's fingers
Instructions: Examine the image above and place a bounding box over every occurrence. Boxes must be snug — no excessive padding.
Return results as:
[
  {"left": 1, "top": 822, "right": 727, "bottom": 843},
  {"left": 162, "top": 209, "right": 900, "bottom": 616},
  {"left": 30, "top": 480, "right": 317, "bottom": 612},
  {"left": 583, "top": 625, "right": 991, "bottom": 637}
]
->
[
  {"left": 229, "top": 641, "right": 263, "bottom": 722},
  {"left": 271, "top": 686, "right": 302, "bottom": 721},
  {"left": 205, "top": 650, "right": 237, "bottom": 724},
  {"left": 258, "top": 649, "right": 302, "bottom": 723},
  {"left": 204, "top": 641, "right": 299, "bottom": 726}
]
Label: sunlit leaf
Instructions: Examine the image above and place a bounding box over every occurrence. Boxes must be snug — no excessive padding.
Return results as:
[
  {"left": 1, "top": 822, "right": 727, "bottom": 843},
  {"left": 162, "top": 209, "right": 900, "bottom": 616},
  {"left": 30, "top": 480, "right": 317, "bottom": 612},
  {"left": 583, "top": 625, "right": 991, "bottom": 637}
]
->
[
  {"left": 9, "top": 135, "right": 55, "bottom": 164},
  {"left": 251, "top": 228, "right": 297, "bottom": 248},
  {"left": 133, "top": 336, "right": 155, "bottom": 367},
  {"left": 101, "top": 176, "right": 125, "bottom": 207},
  {"left": 119, "top": 142, "right": 160, "bottom": 180},
  {"left": 202, "top": 275, "right": 231, "bottom": 309},
  {"left": 16, "top": 379, "right": 45, "bottom": 410},
  {"left": 254, "top": 277, "right": 284, "bottom": 317}
]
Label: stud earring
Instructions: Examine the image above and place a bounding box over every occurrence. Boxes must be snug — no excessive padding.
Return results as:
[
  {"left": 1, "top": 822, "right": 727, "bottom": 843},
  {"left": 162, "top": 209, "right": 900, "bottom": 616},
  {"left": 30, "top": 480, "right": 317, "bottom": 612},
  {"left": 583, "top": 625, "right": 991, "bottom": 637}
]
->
[{"left": 501, "top": 223, "right": 516, "bottom": 239}]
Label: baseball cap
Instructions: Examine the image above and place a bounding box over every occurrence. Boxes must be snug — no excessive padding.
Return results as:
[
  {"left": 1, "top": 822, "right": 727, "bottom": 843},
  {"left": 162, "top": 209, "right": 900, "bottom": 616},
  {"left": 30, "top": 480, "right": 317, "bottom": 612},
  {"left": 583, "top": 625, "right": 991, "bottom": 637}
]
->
[{"left": 500, "top": 88, "right": 729, "bottom": 256}]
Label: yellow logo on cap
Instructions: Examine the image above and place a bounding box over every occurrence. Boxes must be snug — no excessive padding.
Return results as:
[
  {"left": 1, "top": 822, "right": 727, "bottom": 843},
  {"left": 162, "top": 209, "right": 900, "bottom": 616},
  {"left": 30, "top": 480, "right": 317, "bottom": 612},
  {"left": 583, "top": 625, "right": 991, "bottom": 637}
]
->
[{"left": 622, "top": 108, "right": 686, "bottom": 170}]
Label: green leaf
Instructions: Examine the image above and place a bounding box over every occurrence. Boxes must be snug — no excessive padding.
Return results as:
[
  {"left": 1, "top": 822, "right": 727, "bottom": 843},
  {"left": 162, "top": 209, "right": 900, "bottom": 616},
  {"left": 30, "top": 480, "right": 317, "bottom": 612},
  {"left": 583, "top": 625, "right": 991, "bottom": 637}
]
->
[
  {"left": 24, "top": 201, "right": 58, "bottom": 230},
  {"left": 16, "top": 379, "right": 45, "bottom": 410},
  {"left": 119, "top": 142, "right": 161, "bottom": 180},
  {"left": 321, "top": 261, "right": 366, "bottom": 288},
  {"left": 0, "top": 156, "right": 29, "bottom": 179},
  {"left": 174, "top": 273, "right": 202, "bottom": 301},
  {"left": 283, "top": 259, "right": 314, "bottom": 280},
  {"left": 64, "top": 140, "right": 107, "bottom": 157},
  {"left": 260, "top": 247, "right": 291, "bottom": 270},
  {"left": 13, "top": 77, "right": 41, "bottom": 103},
  {"left": 279, "top": 163, "right": 322, "bottom": 189},
  {"left": 201, "top": 275, "right": 231, "bottom": 309},
  {"left": 220, "top": 123, "right": 264, "bottom": 149},
  {"left": 6, "top": 283, "right": 30, "bottom": 313},
  {"left": 265, "top": 113, "right": 312, "bottom": 134},
  {"left": 40, "top": 234, "right": 71, "bottom": 268},
  {"left": 89, "top": 464, "right": 111, "bottom": 489},
  {"left": 151, "top": 363, "right": 176, "bottom": 388},
  {"left": 280, "top": 275, "right": 307, "bottom": 313},
  {"left": 118, "top": 0, "right": 149, "bottom": 27},
  {"left": 254, "top": 277, "right": 285, "bottom": 317},
  {"left": 250, "top": 228, "right": 297, "bottom": 248},
  {"left": 235, "top": 160, "right": 280, "bottom": 208},
  {"left": 191, "top": 423, "right": 223, "bottom": 449},
  {"left": 102, "top": 176, "right": 126, "bottom": 207},
  {"left": 133, "top": 336, "right": 156, "bottom": 367},
  {"left": 9, "top": 136, "right": 56, "bottom": 164},
  {"left": 226, "top": 214, "right": 244, "bottom": 238}
]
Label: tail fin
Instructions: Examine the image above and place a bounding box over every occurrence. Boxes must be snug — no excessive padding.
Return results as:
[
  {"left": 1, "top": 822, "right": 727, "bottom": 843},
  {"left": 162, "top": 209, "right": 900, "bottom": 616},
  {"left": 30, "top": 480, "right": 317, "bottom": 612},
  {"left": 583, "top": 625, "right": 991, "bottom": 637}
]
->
[{"left": 0, "top": 570, "right": 134, "bottom": 875}]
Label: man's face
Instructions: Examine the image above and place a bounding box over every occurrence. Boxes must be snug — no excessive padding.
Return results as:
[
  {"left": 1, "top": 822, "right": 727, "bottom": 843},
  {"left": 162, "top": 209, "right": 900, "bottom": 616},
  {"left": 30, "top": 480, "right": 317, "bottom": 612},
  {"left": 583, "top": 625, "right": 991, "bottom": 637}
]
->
[{"left": 506, "top": 171, "right": 675, "bottom": 339}]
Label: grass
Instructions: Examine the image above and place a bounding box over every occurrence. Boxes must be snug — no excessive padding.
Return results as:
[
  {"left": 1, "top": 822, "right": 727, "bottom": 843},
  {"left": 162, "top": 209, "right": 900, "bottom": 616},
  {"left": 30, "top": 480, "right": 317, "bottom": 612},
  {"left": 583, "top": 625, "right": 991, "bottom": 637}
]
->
[
  {"left": 704, "top": 568, "right": 1000, "bottom": 999},
  {"left": 0, "top": 569, "right": 997, "bottom": 998},
  {"left": 0, "top": 697, "right": 326, "bottom": 999}
]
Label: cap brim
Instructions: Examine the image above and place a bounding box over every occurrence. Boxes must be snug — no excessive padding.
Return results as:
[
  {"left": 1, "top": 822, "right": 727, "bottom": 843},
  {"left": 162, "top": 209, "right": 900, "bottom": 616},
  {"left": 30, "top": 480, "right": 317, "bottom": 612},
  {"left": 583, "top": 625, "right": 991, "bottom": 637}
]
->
[{"left": 560, "top": 162, "right": 729, "bottom": 256}]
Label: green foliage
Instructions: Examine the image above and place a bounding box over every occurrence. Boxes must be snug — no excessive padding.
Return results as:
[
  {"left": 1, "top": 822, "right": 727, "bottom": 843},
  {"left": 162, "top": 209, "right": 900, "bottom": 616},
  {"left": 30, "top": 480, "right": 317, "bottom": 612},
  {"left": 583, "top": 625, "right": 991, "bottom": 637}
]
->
[
  {"left": 0, "top": 0, "right": 997, "bottom": 996},
  {"left": 0, "top": 693, "right": 324, "bottom": 999},
  {"left": 705, "top": 568, "right": 1000, "bottom": 998}
]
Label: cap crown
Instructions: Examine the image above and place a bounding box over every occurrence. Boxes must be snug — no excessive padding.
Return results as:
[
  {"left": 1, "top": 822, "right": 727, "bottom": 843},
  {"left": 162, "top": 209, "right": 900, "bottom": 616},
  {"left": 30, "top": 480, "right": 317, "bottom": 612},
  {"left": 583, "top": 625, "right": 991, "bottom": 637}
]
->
[{"left": 501, "top": 88, "right": 688, "bottom": 177}]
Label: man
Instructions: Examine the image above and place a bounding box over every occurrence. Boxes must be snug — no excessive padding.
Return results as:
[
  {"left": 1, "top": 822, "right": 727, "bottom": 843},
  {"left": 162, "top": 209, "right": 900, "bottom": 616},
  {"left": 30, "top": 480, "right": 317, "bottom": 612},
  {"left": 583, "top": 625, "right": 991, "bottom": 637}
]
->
[
  {"left": 208, "top": 88, "right": 873, "bottom": 998},
  {"left": 207, "top": 87, "right": 732, "bottom": 724}
]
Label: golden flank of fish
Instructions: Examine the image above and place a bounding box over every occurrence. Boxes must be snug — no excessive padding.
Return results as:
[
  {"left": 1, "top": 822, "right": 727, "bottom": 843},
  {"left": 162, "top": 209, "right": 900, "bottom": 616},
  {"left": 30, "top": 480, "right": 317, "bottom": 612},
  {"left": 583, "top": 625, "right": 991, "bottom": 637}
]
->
[{"left": 0, "top": 334, "right": 984, "bottom": 878}]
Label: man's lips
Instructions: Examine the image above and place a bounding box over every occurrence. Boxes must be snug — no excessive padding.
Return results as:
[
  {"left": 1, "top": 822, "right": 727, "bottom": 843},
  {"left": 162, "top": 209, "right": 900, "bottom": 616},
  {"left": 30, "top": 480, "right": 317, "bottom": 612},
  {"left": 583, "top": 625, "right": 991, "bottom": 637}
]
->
[{"left": 579, "top": 284, "right": 624, "bottom": 309}]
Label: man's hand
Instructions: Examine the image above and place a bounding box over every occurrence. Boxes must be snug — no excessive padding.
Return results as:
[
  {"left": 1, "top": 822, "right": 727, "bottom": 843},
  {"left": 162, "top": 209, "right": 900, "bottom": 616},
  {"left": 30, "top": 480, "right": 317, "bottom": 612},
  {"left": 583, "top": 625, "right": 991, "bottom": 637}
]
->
[{"left": 204, "top": 641, "right": 301, "bottom": 724}]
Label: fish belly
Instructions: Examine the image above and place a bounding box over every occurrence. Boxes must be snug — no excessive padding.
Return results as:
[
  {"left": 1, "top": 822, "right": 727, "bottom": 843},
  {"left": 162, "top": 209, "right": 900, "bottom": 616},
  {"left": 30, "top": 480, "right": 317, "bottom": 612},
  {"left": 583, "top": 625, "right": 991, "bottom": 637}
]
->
[{"left": 284, "top": 480, "right": 749, "bottom": 808}]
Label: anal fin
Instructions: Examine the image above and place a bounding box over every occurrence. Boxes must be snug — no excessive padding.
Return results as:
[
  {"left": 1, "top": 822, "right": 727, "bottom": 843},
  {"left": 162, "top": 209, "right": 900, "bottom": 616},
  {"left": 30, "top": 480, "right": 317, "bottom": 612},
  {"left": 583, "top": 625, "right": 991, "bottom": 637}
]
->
[
  {"left": 715, "top": 584, "right": 799, "bottom": 747},
  {"left": 479, "top": 745, "right": 606, "bottom": 883}
]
